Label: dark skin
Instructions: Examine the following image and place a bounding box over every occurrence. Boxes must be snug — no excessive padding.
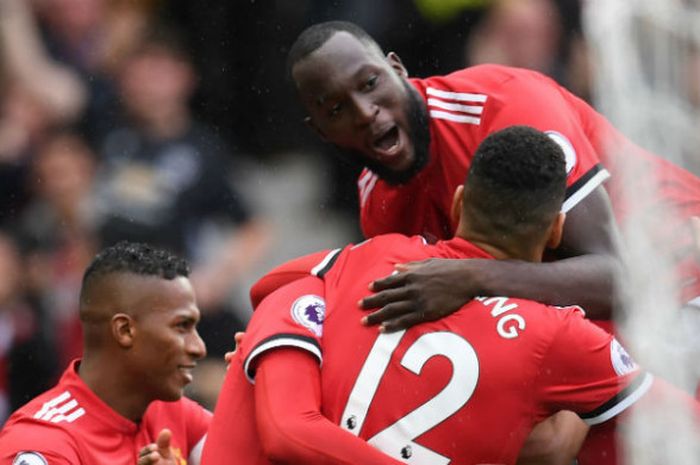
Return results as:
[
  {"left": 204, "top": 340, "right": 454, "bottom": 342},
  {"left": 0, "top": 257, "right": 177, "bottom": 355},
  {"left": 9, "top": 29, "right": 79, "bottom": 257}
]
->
[
  {"left": 362, "top": 187, "right": 623, "bottom": 331},
  {"left": 293, "top": 32, "right": 624, "bottom": 330}
]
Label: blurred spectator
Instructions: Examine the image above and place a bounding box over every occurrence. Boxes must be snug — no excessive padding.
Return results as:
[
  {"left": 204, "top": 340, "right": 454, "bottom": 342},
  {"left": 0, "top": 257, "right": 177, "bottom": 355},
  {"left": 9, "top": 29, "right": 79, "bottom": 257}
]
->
[
  {"left": 93, "top": 27, "right": 271, "bottom": 407},
  {"left": 18, "top": 131, "right": 99, "bottom": 369},
  {"left": 0, "top": 0, "right": 87, "bottom": 224},
  {"left": 31, "top": 0, "right": 158, "bottom": 144},
  {"left": 0, "top": 230, "right": 57, "bottom": 425},
  {"left": 466, "top": 0, "right": 592, "bottom": 100}
]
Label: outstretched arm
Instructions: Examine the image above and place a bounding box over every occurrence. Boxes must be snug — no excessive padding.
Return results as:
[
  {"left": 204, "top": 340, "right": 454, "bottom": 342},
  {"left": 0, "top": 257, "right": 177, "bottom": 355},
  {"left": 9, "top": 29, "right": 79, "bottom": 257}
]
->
[{"left": 361, "top": 186, "right": 623, "bottom": 331}]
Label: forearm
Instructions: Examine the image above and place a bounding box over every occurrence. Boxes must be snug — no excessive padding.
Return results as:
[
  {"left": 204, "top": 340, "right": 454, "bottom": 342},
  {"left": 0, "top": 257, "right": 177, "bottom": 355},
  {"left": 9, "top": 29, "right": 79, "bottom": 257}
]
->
[
  {"left": 0, "top": 0, "right": 86, "bottom": 119},
  {"left": 474, "top": 254, "right": 620, "bottom": 319},
  {"left": 255, "top": 349, "right": 405, "bottom": 465}
]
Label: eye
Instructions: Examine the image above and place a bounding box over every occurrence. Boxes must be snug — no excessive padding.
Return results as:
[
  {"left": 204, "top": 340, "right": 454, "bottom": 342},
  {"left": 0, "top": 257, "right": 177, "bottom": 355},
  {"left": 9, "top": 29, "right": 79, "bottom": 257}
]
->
[
  {"left": 174, "top": 319, "right": 195, "bottom": 332},
  {"left": 363, "top": 75, "right": 378, "bottom": 91},
  {"left": 328, "top": 103, "right": 343, "bottom": 118}
]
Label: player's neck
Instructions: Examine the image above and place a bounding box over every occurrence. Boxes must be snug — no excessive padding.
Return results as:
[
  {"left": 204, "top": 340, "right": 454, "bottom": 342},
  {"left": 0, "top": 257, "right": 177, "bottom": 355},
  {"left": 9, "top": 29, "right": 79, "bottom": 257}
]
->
[{"left": 79, "top": 354, "right": 150, "bottom": 422}]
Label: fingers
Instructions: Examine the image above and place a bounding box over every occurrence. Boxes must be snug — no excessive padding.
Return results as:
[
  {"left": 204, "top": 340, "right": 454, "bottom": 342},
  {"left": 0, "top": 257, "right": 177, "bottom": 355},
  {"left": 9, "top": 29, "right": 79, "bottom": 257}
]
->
[
  {"left": 137, "top": 450, "right": 162, "bottom": 465},
  {"left": 360, "top": 288, "right": 410, "bottom": 310},
  {"left": 368, "top": 271, "right": 406, "bottom": 292},
  {"left": 156, "top": 428, "right": 172, "bottom": 458},
  {"left": 362, "top": 302, "right": 415, "bottom": 328},
  {"left": 378, "top": 312, "right": 431, "bottom": 332},
  {"left": 394, "top": 259, "right": 430, "bottom": 272},
  {"left": 234, "top": 331, "right": 245, "bottom": 346}
]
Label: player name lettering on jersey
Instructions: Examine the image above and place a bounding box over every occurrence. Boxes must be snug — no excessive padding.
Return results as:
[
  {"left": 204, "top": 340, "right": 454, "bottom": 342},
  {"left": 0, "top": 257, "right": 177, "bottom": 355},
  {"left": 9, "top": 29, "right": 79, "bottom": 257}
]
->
[
  {"left": 475, "top": 296, "right": 526, "bottom": 339},
  {"left": 32, "top": 390, "right": 85, "bottom": 424},
  {"left": 426, "top": 87, "right": 487, "bottom": 125}
]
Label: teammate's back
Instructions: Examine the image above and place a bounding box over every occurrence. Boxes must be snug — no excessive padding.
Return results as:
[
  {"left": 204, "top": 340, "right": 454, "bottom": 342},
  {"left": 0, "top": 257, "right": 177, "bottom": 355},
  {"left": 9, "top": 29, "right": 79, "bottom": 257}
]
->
[{"left": 314, "top": 233, "right": 643, "bottom": 465}]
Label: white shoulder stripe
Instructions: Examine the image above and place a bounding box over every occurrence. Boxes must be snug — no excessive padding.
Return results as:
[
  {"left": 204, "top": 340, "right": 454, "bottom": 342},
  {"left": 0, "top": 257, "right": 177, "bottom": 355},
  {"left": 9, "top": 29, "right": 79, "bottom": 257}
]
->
[
  {"left": 583, "top": 372, "right": 653, "bottom": 425},
  {"left": 244, "top": 337, "right": 322, "bottom": 383},
  {"left": 33, "top": 391, "right": 70, "bottom": 419},
  {"left": 426, "top": 87, "right": 487, "bottom": 102},
  {"left": 311, "top": 248, "right": 342, "bottom": 276},
  {"left": 34, "top": 390, "right": 85, "bottom": 424},
  {"left": 430, "top": 110, "right": 481, "bottom": 125},
  {"left": 562, "top": 169, "right": 610, "bottom": 213},
  {"left": 427, "top": 98, "right": 484, "bottom": 115}
]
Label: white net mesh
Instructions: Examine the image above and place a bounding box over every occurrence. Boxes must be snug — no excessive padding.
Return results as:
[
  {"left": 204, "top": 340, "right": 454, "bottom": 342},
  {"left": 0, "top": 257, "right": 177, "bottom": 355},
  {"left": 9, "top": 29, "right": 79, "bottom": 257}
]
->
[{"left": 584, "top": 1, "right": 700, "bottom": 463}]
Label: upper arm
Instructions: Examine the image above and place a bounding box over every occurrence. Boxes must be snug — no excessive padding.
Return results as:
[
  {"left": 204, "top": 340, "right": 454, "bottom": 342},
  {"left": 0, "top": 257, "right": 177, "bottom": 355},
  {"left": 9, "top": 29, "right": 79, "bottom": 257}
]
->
[
  {"left": 536, "top": 311, "right": 652, "bottom": 424},
  {"left": 0, "top": 425, "right": 79, "bottom": 465},
  {"left": 557, "top": 185, "right": 622, "bottom": 259}
]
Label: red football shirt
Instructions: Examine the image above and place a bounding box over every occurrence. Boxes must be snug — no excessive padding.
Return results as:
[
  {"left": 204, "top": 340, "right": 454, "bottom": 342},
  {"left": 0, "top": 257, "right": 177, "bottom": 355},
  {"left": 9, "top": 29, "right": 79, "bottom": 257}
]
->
[
  {"left": 359, "top": 64, "right": 700, "bottom": 302},
  {"left": 0, "top": 360, "right": 211, "bottom": 465},
  {"left": 239, "top": 235, "right": 651, "bottom": 465}
]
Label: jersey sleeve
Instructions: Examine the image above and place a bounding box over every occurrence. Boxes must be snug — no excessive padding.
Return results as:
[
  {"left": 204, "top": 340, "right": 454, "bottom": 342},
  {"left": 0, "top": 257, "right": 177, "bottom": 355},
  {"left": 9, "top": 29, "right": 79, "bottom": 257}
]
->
[
  {"left": 254, "top": 348, "right": 407, "bottom": 465},
  {"left": 249, "top": 249, "right": 341, "bottom": 308},
  {"left": 482, "top": 70, "right": 610, "bottom": 213},
  {"left": 241, "top": 276, "right": 326, "bottom": 383},
  {"left": 535, "top": 309, "right": 652, "bottom": 425},
  {"left": 0, "top": 423, "right": 80, "bottom": 465}
]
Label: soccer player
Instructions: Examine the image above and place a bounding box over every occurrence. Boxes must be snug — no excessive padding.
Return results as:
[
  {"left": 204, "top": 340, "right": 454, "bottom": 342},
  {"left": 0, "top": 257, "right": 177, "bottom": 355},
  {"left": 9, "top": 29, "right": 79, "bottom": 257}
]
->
[
  {"left": 286, "top": 20, "right": 700, "bottom": 330},
  {"left": 204, "top": 127, "right": 700, "bottom": 465},
  {"left": 0, "top": 241, "right": 211, "bottom": 464}
]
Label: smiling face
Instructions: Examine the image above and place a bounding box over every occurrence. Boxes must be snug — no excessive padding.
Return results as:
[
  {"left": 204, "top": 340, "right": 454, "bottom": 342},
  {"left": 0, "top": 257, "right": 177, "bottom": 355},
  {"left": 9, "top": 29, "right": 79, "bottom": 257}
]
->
[
  {"left": 123, "top": 274, "right": 206, "bottom": 402},
  {"left": 293, "top": 32, "right": 427, "bottom": 178}
]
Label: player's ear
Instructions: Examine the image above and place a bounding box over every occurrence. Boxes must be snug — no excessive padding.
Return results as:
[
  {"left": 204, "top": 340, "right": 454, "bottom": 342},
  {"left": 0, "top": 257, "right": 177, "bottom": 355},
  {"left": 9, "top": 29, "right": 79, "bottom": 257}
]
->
[
  {"left": 450, "top": 185, "right": 465, "bottom": 226},
  {"left": 112, "top": 313, "right": 136, "bottom": 348},
  {"left": 304, "top": 116, "right": 328, "bottom": 142},
  {"left": 546, "top": 212, "right": 566, "bottom": 249},
  {"left": 386, "top": 52, "right": 408, "bottom": 78}
]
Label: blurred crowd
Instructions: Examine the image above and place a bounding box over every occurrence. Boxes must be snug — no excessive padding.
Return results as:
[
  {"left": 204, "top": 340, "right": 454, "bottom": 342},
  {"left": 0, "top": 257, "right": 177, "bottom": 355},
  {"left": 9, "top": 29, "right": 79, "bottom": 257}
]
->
[{"left": 0, "top": 0, "right": 638, "bottom": 420}]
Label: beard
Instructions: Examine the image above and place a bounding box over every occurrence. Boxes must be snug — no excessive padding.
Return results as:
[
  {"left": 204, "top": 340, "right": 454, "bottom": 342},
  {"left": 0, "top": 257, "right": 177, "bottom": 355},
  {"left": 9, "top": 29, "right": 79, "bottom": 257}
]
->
[{"left": 335, "top": 79, "right": 431, "bottom": 185}]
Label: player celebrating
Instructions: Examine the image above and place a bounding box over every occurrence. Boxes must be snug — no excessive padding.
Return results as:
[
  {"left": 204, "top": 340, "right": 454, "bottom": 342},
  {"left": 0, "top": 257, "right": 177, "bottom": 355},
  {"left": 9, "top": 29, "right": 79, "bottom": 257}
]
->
[
  {"left": 0, "top": 241, "right": 211, "bottom": 464},
  {"left": 203, "top": 127, "right": 700, "bottom": 465},
  {"left": 286, "top": 20, "right": 700, "bottom": 330}
]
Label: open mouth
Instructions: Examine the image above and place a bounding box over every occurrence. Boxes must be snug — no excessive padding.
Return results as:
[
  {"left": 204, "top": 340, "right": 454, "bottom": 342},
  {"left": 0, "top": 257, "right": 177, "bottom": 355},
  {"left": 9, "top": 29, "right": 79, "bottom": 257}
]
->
[
  {"left": 179, "top": 365, "right": 196, "bottom": 383},
  {"left": 373, "top": 126, "right": 400, "bottom": 155}
]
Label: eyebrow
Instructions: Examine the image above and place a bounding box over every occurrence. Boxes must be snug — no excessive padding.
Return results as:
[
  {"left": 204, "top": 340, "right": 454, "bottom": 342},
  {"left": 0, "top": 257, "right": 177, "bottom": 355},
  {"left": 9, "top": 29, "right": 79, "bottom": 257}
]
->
[{"left": 314, "top": 64, "right": 379, "bottom": 107}]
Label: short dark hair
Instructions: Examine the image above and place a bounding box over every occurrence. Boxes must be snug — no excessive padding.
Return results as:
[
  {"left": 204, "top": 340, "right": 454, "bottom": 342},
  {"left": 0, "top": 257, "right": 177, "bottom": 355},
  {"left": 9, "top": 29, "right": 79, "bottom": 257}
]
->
[
  {"left": 287, "top": 21, "right": 382, "bottom": 79},
  {"left": 81, "top": 241, "right": 190, "bottom": 294},
  {"left": 464, "top": 126, "right": 567, "bottom": 235}
]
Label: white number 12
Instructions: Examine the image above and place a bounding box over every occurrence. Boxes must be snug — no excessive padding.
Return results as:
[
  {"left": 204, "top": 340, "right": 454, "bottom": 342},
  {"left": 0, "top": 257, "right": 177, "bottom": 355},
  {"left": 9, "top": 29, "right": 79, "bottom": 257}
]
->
[{"left": 340, "top": 330, "right": 480, "bottom": 464}]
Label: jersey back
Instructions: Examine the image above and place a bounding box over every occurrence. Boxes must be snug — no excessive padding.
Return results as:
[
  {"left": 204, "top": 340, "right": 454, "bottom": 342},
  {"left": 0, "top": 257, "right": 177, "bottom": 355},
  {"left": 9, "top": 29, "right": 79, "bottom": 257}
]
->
[{"left": 314, "top": 235, "right": 643, "bottom": 465}]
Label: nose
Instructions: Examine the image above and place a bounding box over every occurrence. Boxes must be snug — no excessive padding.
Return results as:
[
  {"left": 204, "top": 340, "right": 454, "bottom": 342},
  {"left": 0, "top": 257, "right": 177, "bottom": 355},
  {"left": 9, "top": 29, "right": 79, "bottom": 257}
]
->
[
  {"left": 352, "top": 94, "right": 378, "bottom": 126},
  {"left": 187, "top": 329, "right": 207, "bottom": 360}
]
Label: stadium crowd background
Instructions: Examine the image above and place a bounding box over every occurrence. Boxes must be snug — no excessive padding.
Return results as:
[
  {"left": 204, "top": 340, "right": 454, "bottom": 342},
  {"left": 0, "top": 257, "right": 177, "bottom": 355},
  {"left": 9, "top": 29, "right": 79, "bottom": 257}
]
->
[{"left": 1, "top": 0, "right": 698, "bottom": 424}]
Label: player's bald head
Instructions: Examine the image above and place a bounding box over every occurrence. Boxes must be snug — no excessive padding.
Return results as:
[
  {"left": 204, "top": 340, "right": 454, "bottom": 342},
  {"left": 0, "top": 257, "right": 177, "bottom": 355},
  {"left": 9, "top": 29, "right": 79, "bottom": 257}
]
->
[
  {"left": 287, "top": 21, "right": 384, "bottom": 80},
  {"left": 79, "top": 241, "right": 190, "bottom": 330}
]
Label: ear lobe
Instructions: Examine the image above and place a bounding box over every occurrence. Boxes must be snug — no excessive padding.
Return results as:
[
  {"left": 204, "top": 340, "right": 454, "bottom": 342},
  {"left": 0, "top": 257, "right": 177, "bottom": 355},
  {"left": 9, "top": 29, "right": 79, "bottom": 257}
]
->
[
  {"left": 546, "top": 212, "right": 566, "bottom": 249},
  {"left": 304, "top": 116, "right": 328, "bottom": 142},
  {"left": 112, "top": 313, "right": 135, "bottom": 348},
  {"left": 386, "top": 52, "right": 408, "bottom": 78}
]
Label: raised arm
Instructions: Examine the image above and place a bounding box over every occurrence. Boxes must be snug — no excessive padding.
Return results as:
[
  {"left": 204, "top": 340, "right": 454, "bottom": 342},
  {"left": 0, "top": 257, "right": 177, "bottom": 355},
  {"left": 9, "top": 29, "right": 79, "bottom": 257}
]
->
[{"left": 361, "top": 185, "right": 624, "bottom": 331}]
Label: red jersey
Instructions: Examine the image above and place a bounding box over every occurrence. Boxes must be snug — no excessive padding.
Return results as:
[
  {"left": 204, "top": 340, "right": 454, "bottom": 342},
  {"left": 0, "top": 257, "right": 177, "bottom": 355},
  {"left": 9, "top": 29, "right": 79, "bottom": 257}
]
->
[
  {"left": 239, "top": 235, "right": 652, "bottom": 465},
  {"left": 0, "top": 360, "right": 211, "bottom": 465},
  {"left": 359, "top": 64, "right": 700, "bottom": 301}
]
